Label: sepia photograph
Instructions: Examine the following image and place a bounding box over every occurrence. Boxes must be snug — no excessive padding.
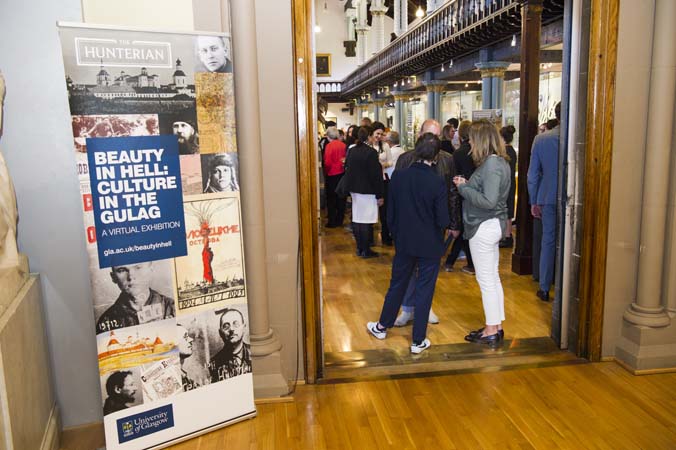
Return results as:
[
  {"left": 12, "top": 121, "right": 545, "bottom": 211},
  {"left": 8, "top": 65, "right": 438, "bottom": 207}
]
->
[
  {"left": 158, "top": 110, "right": 200, "bottom": 155},
  {"left": 180, "top": 154, "right": 203, "bottom": 196},
  {"left": 194, "top": 35, "right": 233, "bottom": 74}
]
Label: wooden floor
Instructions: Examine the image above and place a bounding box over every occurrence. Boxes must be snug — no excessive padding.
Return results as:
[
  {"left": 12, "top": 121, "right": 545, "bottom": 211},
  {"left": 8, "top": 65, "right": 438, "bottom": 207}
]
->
[
  {"left": 321, "top": 225, "right": 551, "bottom": 354},
  {"left": 61, "top": 362, "right": 676, "bottom": 449}
]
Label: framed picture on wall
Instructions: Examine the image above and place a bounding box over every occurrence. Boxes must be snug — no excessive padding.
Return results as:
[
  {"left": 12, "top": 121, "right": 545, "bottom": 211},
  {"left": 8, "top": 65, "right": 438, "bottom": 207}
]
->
[{"left": 316, "top": 53, "right": 331, "bottom": 77}]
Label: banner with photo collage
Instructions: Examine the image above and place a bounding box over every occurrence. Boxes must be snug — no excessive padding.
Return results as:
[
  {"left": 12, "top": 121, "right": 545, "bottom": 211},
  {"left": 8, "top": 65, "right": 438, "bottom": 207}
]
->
[{"left": 58, "top": 19, "right": 255, "bottom": 450}]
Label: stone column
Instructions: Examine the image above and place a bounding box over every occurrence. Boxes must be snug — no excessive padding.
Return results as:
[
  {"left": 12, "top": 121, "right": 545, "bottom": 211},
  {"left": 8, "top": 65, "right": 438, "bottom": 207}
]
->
[
  {"left": 511, "top": 0, "right": 542, "bottom": 275},
  {"left": 623, "top": 0, "right": 675, "bottom": 328},
  {"left": 394, "top": 0, "right": 408, "bottom": 37},
  {"left": 392, "top": 91, "right": 410, "bottom": 148},
  {"left": 356, "top": 26, "right": 370, "bottom": 65},
  {"left": 373, "top": 98, "right": 386, "bottom": 123},
  {"left": 370, "top": 0, "right": 388, "bottom": 54},
  {"left": 229, "top": 0, "right": 287, "bottom": 396},
  {"left": 353, "top": 102, "right": 362, "bottom": 123},
  {"left": 475, "top": 62, "right": 510, "bottom": 109},
  {"left": 424, "top": 82, "right": 445, "bottom": 123}
]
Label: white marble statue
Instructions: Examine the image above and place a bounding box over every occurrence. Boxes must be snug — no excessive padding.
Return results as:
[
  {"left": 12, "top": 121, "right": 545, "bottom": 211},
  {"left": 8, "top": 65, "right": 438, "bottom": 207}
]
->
[{"left": 0, "top": 70, "right": 26, "bottom": 310}]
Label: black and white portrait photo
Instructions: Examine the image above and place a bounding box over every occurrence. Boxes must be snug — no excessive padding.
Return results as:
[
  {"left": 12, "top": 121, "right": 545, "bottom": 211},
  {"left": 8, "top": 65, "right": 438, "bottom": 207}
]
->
[
  {"left": 101, "top": 368, "right": 144, "bottom": 416},
  {"left": 201, "top": 152, "right": 240, "bottom": 193},
  {"left": 194, "top": 35, "right": 233, "bottom": 74},
  {"left": 159, "top": 111, "right": 200, "bottom": 155},
  {"left": 208, "top": 305, "right": 251, "bottom": 383},
  {"left": 92, "top": 259, "right": 176, "bottom": 335}
]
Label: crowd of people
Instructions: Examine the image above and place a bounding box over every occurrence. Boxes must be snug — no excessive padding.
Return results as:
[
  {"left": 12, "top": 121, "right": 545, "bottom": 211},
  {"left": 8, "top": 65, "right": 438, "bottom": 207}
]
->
[{"left": 320, "top": 103, "right": 561, "bottom": 354}]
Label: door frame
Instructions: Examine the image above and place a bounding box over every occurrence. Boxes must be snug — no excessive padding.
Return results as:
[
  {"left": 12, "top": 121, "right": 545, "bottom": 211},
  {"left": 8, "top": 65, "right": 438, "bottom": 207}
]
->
[{"left": 291, "top": 0, "right": 619, "bottom": 382}]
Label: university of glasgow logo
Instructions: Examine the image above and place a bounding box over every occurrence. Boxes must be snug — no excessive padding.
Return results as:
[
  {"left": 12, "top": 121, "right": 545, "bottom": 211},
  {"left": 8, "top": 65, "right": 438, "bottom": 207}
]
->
[{"left": 116, "top": 404, "right": 174, "bottom": 443}]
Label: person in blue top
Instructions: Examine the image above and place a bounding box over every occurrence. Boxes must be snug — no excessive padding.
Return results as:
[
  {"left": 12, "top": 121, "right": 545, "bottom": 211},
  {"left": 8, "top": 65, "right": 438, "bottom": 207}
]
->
[
  {"left": 367, "top": 133, "right": 450, "bottom": 354},
  {"left": 527, "top": 102, "right": 561, "bottom": 302}
]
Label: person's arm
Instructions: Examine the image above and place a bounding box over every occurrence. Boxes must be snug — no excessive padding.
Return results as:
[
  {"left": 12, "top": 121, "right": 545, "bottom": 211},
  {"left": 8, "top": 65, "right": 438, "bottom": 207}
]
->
[
  {"left": 387, "top": 173, "right": 398, "bottom": 239},
  {"left": 434, "top": 178, "right": 451, "bottom": 230},
  {"left": 527, "top": 140, "right": 542, "bottom": 207},
  {"left": 457, "top": 159, "right": 503, "bottom": 210},
  {"left": 447, "top": 159, "right": 462, "bottom": 235},
  {"left": 369, "top": 151, "right": 385, "bottom": 198}
]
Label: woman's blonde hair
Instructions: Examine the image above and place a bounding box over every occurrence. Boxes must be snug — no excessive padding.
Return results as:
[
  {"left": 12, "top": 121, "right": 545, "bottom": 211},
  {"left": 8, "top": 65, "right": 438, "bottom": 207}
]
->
[{"left": 468, "top": 119, "right": 509, "bottom": 166}]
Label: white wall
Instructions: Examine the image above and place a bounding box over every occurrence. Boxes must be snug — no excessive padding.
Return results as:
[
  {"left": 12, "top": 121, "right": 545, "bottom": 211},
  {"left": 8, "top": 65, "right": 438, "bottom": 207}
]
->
[
  {"left": 326, "top": 102, "right": 356, "bottom": 130},
  {"left": 0, "top": 0, "right": 100, "bottom": 428},
  {"left": 315, "top": 0, "right": 394, "bottom": 82}
]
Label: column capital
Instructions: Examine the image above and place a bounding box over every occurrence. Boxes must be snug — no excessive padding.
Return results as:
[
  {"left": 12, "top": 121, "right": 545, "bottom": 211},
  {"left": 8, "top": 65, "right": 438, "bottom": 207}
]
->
[
  {"left": 475, "top": 61, "right": 511, "bottom": 78},
  {"left": 391, "top": 91, "right": 411, "bottom": 101},
  {"left": 355, "top": 25, "right": 370, "bottom": 33},
  {"left": 372, "top": 98, "right": 386, "bottom": 106},
  {"left": 423, "top": 81, "right": 447, "bottom": 93},
  {"left": 370, "top": 6, "right": 389, "bottom": 15}
]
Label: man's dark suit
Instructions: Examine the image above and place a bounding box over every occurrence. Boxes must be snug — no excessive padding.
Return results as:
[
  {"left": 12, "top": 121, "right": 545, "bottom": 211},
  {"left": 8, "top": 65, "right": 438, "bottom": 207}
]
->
[{"left": 378, "top": 162, "right": 450, "bottom": 344}]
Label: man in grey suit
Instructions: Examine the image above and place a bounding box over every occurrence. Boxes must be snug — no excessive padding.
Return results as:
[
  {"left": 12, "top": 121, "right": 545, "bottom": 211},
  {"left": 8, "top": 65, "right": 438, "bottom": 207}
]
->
[{"left": 527, "top": 102, "right": 561, "bottom": 301}]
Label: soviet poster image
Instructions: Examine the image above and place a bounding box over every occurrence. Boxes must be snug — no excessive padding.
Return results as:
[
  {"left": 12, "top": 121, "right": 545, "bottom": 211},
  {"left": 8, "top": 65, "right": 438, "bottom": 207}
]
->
[
  {"left": 195, "top": 72, "right": 237, "bottom": 154},
  {"left": 177, "top": 305, "right": 251, "bottom": 390},
  {"left": 60, "top": 27, "right": 198, "bottom": 116},
  {"left": 100, "top": 366, "right": 144, "bottom": 416},
  {"left": 140, "top": 355, "right": 184, "bottom": 402},
  {"left": 174, "top": 197, "right": 245, "bottom": 313},
  {"left": 92, "top": 258, "right": 176, "bottom": 335},
  {"left": 201, "top": 153, "right": 239, "bottom": 193}
]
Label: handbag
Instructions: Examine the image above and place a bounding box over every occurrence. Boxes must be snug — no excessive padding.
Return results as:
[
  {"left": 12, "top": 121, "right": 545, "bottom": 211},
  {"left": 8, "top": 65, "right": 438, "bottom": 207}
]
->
[{"left": 335, "top": 174, "right": 350, "bottom": 198}]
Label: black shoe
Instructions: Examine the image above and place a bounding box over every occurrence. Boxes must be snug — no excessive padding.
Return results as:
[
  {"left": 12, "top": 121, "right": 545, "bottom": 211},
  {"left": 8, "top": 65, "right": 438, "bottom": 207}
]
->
[
  {"left": 536, "top": 290, "right": 550, "bottom": 302},
  {"left": 361, "top": 250, "right": 380, "bottom": 259},
  {"left": 499, "top": 236, "right": 514, "bottom": 248},
  {"left": 473, "top": 332, "right": 503, "bottom": 349},
  {"left": 356, "top": 250, "right": 364, "bottom": 257},
  {"left": 465, "top": 328, "right": 504, "bottom": 342}
]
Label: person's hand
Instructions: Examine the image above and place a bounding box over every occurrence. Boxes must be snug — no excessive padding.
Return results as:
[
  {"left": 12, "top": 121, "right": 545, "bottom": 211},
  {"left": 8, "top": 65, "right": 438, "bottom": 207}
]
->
[
  {"left": 453, "top": 176, "right": 466, "bottom": 186},
  {"left": 377, "top": 198, "right": 384, "bottom": 206},
  {"left": 531, "top": 204, "right": 542, "bottom": 218},
  {"left": 450, "top": 229, "right": 460, "bottom": 238}
]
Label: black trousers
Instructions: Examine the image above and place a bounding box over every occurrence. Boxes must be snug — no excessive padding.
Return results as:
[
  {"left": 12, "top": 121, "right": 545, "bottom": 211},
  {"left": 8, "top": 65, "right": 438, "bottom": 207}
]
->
[
  {"left": 445, "top": 235, "right": 474, "bottom": 268},
  {"left": 378, "top": 252, "right": 441, "bottom": 344},
  {"left": 378, "top": 180, "right": 392, "bottom": 244},
  {"left": 325, "top": 173, "right": 346, "bottom": 226},
  {"left": 353, "top": 222, "right": 374, "bottom": 255}
]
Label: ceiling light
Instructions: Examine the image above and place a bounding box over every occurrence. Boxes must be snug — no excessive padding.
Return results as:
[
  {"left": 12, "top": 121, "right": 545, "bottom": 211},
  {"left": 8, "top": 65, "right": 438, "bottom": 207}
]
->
[
  {"left": 511, "top": 34, "right": 516, "bottom": 47},
  {"left": 415, "top": 6, "right": 424, "bottom": 18},
  {"left": 465, "top": 83, "right": 469, "bottom": 87},
  {"left": 441, "top": 64, "right": 445, "bottom": 72},
  {"left": 449, "top": 59, "right": 454, "bottom": 68}
]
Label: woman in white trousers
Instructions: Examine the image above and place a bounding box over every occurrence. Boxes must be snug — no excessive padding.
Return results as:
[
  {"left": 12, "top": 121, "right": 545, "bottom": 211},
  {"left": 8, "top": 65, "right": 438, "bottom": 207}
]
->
[{"left": 453, "top": 120, "right": 511, "bottom": 348}]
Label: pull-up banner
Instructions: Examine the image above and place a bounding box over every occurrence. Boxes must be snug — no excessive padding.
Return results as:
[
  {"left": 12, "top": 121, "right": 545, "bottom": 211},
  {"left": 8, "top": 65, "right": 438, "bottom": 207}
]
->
[{"left": 58, "top": 18, "right": 255, "bottom": 450}]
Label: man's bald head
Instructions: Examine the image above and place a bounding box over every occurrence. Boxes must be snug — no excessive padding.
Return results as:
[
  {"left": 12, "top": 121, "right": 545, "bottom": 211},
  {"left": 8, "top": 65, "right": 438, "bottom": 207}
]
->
[{"left": 419, "top": 119, "right": 441, "bottom": 137}]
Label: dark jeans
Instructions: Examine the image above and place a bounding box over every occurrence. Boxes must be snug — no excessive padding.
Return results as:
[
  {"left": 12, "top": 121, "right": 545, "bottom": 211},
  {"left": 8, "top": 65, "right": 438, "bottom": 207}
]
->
[
  {"left": 379, "top": 180, "right": 392, "bottom": 244},
  {"left": 378, "top": 252, "right": 441, "bottom": 344},
  {"left": 445, "top": 236, "right": 474, "bottom": 269},
  {"left": 325, "top": 173, "right": 346, "bottom": 226},
  {"left": 533, "top": 217, "right": 542, "bottom": 281},
  {"left": 353, "top": 222, "right": 374, "bottom": 255}
]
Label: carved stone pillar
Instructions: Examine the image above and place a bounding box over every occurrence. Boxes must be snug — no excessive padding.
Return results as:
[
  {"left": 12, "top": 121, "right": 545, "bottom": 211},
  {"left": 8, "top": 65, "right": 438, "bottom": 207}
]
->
[
  {"left": 475, "top": 62, "right": 510, "bottom": 109},
  {"left": 512, "top": 0, "right": 543, "bottom": 275},
  {"left": 394, "top": 0, "right": 408, "bottom": 37},
  {"left": 356, "top": 26, "right": 370, "bottom": 65},
  {"left": 370, "top": 1, "right": 388, "bottom": 54},
  {"left": 622, "top": 0, "right": 674, "bottom": 329},
  {"left": 344, "top": 6, "right": 357, "bottom": 57},
  {"left": 230, "top": 0, "right": 287, "bottom": 396},
  {"left": 373, "top": 98, "right": 386, "bottom": 123},
  {"left": 392, "top": 91, "right": 411, "bottom": 149},
  {"left": 424, "top": 81, "right": 445, "bottom": 123}
]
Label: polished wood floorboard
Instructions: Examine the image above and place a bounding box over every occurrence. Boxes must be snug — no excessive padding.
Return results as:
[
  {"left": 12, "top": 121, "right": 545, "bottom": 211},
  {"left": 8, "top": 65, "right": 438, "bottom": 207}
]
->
[
  {"left": 60, "top": 362, "right": 676, "bottom": 449},
  {"left": 321, "top": 225, "right": 552, "bottom": 354}
]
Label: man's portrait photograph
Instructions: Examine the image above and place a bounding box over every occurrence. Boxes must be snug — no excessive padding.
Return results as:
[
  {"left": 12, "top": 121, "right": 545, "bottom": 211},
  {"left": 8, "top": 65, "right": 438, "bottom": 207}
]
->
[
  {"left": 91, "top": 258, "right": 176, "bottom": 335},
  {"left": 194, "top": 35, "right": 233, "bottom": 74},
  {"left": 100, "top": 367, "right": 144, "bottom": 416},
  {"left": 159, "top": 111, "right": 200, "bottom": 155}
]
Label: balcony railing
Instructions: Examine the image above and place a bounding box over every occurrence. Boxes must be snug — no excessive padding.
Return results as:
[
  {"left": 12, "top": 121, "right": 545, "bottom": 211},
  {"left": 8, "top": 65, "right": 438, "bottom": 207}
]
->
[{"left": 341, "top": 0, "right": 563, "bottom": 97}]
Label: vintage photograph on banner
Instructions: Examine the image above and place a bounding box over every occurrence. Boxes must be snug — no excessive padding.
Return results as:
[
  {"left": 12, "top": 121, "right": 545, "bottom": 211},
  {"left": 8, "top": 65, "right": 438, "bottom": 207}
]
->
[
  {"left": 177, "top": 304, "right": 251, "bottom": 390},
  {"left": 100, "top": 367, "right": 145, "bottom": 416},
  {"left": 174, "top": 195, "right": 246, "bottom": 314},
  {"left": 200, "top": 152, "right": 240, "bottom": 193},
  {"left": 91, "top": 258, "right": 177, "bottom": 335}
]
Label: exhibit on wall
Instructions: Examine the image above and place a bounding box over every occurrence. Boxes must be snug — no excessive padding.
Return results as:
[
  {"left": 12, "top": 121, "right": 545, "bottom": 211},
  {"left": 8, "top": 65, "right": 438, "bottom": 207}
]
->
[{"left": 57, "top": 17, "right": 255, "bottom": 450}]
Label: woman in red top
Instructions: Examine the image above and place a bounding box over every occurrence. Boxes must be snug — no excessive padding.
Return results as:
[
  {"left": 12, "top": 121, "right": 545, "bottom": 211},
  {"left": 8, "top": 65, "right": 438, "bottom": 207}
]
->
[{"left": 323, "top": 127, "right": 347, "bottom": 228}]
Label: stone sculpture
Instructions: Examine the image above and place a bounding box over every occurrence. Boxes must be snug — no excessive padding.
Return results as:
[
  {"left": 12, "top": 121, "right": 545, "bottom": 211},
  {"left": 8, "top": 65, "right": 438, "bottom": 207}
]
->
[{"left": 0, "top": 70, "right": 27, "bottom": 310}]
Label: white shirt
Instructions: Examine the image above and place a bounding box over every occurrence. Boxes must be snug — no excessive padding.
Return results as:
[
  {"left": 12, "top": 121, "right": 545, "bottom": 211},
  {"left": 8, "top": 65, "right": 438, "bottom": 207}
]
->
[{"left": 386, "top": 145, "right": 405, "bottom": 178}]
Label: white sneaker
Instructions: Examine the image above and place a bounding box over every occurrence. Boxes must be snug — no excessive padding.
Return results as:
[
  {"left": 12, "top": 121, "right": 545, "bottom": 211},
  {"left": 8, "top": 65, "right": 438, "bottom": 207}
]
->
[
  {"left": 367, "top": 321, "right": 387, "bottom": 339},
  {"left": 394, "top": 311, "right": 413, "bottom": 327},
  {"left": 410, "top": 338, "right": 431, "bottom": 354},
  {"left": 428, "top": 309, "right": 439, "bottom": 324}
]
